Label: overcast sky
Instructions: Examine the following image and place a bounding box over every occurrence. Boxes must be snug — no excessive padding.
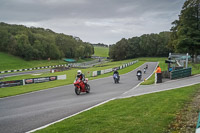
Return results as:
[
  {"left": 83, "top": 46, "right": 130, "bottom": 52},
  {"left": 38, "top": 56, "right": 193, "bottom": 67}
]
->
[{"left": 0, "top": 0, "right": 185, "bottom": 44}]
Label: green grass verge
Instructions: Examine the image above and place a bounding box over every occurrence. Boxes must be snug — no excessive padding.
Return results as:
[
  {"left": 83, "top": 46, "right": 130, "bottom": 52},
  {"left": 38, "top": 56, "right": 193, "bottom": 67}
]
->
[
  {"left": 142, "top": 74, "right": 155, "bottom": 85},
  {"left": 0, "top": 59, "right": 144, "bottom": 98},
  {"left": 189, "top": 63, "right": 200, "bottom": 75},
  {"left": 94, "top": 46, "right": 109, "bottom": 57},
  {"left": 0, "top": 52, "right": 66, "bottom": 71},
  {"left": 35, "top": 84, "right": 200, "bottom": 133}
]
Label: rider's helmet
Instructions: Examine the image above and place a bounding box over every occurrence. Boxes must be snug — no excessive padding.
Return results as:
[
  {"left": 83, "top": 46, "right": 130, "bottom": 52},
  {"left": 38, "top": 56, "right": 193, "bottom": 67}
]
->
[
  {"left": 114, "top": 68, "right": 117, "bottom": 72},
  {"left": 77, "top": 70, "right": 82, "bottom": 76}
]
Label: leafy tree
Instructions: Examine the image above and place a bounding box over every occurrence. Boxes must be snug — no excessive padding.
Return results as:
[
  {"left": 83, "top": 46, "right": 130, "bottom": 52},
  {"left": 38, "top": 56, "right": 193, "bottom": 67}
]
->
[{"left": 169, "top": 0, "right": 200, "bottom": 62}]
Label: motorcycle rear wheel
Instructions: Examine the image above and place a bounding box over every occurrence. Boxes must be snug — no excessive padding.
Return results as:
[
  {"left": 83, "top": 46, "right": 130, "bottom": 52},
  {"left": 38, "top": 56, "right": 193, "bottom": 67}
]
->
[{"left": 75, "top": 87, "right": 81, "bottom": 95}]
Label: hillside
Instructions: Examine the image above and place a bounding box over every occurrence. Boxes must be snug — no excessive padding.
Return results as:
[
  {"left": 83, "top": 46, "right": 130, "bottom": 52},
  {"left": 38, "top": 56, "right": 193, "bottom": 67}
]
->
[
  {"left": 94, "top": 46, "right": 109, "bottom": 57},
  {"left": 0, "top": 22, "right": 94, "bottom": 60},
  {"left": 0, "top": 52, "right": 65, "bottom": 71}
]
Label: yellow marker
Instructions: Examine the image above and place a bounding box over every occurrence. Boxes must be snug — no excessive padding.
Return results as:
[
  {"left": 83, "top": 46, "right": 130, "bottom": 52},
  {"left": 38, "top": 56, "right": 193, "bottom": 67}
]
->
[{"left": 144, "top": 78, "right": 146, "bottom": 81}]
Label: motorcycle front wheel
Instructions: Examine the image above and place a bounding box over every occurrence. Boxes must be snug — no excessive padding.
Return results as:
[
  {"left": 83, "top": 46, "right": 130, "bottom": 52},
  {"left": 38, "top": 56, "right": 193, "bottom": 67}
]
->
[
  {"left": 86, "top": 84, "right": 90, "bottom": 93},
  {"left": 75, "top": 87, "right": 81, "bottom": 95}
]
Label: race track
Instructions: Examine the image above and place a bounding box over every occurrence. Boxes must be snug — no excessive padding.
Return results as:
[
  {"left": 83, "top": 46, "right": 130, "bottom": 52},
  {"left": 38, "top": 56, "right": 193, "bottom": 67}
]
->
[{"left": 0, "top": 62, "right": 158, "bottom": 133}]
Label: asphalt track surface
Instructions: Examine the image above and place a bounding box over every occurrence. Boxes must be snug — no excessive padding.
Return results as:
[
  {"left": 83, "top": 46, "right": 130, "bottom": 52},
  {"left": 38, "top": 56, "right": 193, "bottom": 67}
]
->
[{"left": 0, "top": 62, "right": 157, "bottom": 133}]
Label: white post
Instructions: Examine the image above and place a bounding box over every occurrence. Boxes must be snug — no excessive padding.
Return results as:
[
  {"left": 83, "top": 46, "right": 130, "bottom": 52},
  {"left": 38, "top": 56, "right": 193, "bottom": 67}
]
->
[
  {"left": 186, "top": 53, "right": 188, "bottom": 68},
  {"left": 155, "top": 73, "right": 157, "bottom": 84}
]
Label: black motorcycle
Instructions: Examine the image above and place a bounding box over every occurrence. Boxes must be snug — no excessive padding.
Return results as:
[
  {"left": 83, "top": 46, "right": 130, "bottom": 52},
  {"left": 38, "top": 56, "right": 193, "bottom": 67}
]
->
[
  {"left": 113, "top": 74, "right": 120, "bottom": 83},
  {"left": 137, "top": 72, "right": 142, "bottom": 80}
]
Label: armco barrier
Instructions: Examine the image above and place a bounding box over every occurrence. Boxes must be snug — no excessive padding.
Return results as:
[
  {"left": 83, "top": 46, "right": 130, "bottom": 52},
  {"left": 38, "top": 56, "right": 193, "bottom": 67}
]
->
[
  {"left": 91, "top": 60, "right": 138, "bottom": 77},
  {"left": 170, "top": 67, "right": 192, "bottom": 79}
]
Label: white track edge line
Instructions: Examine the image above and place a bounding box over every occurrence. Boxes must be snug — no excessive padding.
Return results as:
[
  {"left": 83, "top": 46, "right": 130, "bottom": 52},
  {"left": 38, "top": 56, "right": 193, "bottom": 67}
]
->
[
  {"left": 26, "top": 98, "right": 116, "bottom": 133},
  {"left": 119, "top": 81, "right": 200, "bottom": 99},
  {"left": 122, "top": 62, "right": 158, "bottom": 95}
]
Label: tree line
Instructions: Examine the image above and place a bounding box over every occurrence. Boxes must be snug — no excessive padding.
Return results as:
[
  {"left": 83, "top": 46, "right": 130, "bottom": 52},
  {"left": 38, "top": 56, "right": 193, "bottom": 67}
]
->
[
  {"left": 0, "top": 22, "right": 94, "bottom": 60},
  {"left": 92, "top": 43, "right": 108, "bottom": 47},
  {"left": 109, "top": 0, "right": 200, "bottom": 62},
  {"left": 109, "top": 32, "right": 171, "bottom": 60}
]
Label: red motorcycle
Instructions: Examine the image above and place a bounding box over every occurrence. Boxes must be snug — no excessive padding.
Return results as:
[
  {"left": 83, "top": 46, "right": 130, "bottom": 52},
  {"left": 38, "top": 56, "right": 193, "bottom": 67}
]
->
[{"left": 74, "top": 78, "right": 90, "bottom": 95}]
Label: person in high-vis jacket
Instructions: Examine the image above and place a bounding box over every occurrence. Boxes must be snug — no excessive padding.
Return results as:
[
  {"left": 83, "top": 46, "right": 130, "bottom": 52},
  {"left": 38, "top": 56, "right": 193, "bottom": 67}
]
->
[
  {"left": 155, "top": 66, "right": 162, "bottom": 83},
  {"left": 155, "top": 66, "right": 161, "bottom": 73}
]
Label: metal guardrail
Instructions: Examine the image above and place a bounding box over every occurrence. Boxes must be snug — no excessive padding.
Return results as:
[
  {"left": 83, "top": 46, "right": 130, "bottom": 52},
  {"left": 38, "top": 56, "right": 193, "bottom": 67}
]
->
[{"left": 170, "top": 67, "right": 192, "bottom": 79}]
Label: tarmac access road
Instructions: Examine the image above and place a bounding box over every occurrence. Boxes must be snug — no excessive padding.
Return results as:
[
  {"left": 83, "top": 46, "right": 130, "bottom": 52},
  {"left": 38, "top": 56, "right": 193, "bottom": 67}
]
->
[
  {"left": 119, "top": 73, "right": 200, "bottom": 99},
  {"left": 0, "top": 69, "right": 50, "bottom": 78},
  {"left": 0, "top": 62, "right": 157, "bottom": 133}
]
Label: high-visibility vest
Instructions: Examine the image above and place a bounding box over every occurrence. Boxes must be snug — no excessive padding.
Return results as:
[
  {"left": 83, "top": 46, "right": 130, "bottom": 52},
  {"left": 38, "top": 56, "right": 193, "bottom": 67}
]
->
[{"left": 156, "top": 67, "right": 161, "bottom": 73}]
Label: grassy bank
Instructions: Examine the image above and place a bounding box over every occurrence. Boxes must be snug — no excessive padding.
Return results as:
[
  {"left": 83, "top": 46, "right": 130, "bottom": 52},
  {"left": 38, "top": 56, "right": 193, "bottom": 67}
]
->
[
  {"left": 0, "top": 52, "right": 66, "bottom": 71},
  {"left": 94, "top": 46, "right": 109, "bottom": 57},
  {"left": 35, "top": 84, "right": 200, "bottom": 133},
  {"left": 0, "top": 59, "right": 144, "bottom": 98}
]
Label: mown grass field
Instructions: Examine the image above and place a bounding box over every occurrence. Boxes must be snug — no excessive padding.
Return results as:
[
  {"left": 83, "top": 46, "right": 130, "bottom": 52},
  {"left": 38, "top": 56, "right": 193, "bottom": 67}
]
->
[
  {"left": 0, "top": 52, "right": 66, "bottom": 71},
  {"left": 0, "top": 59, "right": 144, "bottom": 98},
  {"left": 94, "top": 46, "right": 109, "bottom": 57},
  {"left": 35, "top": 84, "right": 200, "bottom": 133}
]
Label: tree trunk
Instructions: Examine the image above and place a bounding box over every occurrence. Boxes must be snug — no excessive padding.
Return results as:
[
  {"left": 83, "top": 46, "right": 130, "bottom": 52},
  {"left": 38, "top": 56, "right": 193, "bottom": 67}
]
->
[{"left": 194, "top": 54, "right": 198, "bottom": 63}]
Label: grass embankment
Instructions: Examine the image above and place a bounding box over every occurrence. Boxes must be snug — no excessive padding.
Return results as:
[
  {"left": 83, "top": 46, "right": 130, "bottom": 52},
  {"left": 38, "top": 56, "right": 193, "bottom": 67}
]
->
[
  {"left": 190, "top": 63, "right": 200, "bottom": 75},
  {"left": 0, "top": 52, "right": 66, "bottom": 71},
  {"left": 94, "top": 46, "right": 109, "bottom": 57},
  {"left": 0, "top": 59, "right": 144, "bottom": 98},
  {"left": 35, "top": 84, "right": 200, "bottom": 133}
]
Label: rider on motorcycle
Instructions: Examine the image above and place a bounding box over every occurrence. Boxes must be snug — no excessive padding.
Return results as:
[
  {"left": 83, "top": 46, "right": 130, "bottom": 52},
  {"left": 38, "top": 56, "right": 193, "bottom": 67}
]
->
[
  {"left": 76, "top": 70, "right": 86, "bottom": 83},
  {"left": 113, "top": 69, "right": 119, "bottom": 77},
  {"left": 113, "top": 68, "right": 120, "bottom": 81},
  {"left": 137, "top": 69, "right": 142, "bottom": 76}
]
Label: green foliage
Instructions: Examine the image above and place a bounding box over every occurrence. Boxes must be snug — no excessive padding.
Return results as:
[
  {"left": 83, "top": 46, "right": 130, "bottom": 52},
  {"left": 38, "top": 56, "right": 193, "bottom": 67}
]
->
[
  {"left": 0, "top": 22, "right": 94, "bottom": 60},
  {"left": 35, "top": 84, "right": 200, "bottom": 133},
  {"left": 109, "top": 32, "right": 171, "bottom": 60},
  {"left": 169, "top": 0, "right": 200, "bottom": 61}
]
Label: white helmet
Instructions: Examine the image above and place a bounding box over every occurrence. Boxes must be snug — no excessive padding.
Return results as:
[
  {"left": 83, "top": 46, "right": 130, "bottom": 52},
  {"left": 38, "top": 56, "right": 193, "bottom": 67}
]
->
[{"left": 77, "top": 70, "right": 82, "bottom": 75}]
